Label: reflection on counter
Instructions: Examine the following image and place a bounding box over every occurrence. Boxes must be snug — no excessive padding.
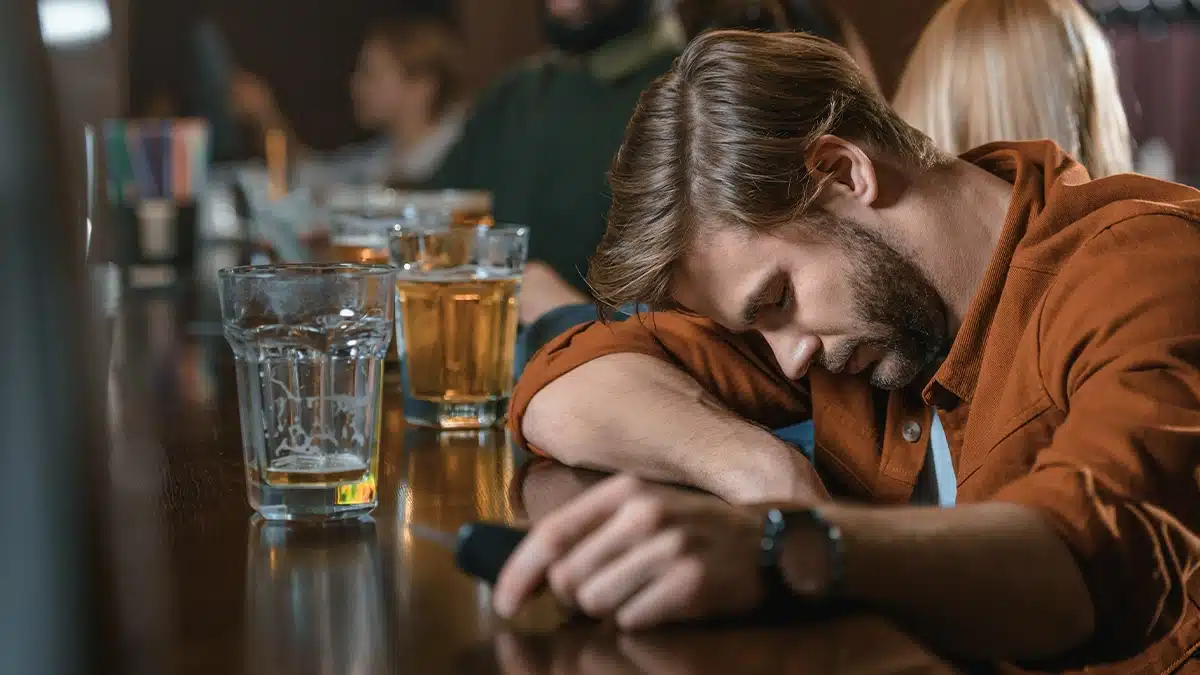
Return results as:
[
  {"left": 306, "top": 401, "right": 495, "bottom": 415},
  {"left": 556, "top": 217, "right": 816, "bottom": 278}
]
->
[{"left": 245, "top": 517, "right": 387, "bottom": 675}]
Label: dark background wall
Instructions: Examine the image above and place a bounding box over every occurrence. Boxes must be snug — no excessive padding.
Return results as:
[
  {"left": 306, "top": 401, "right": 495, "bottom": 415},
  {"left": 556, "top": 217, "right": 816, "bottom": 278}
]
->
[
  {"left": 127, "top": 0, "right": 542, "bottom": 151},
  {"left": 123, "top": 0, "right": 1199, "bottom": 181}
]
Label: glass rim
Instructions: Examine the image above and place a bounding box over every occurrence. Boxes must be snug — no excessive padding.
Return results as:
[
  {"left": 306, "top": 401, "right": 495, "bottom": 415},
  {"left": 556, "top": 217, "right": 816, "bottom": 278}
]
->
[
  {"left": 326, "top": 186, "right": 493, "bottom": 213},
  {"left": 218, "top": 263, "right": 396, "bottom": 279},
  {"left": 387, "top": 223, "right": 528, "bottom": 239}
]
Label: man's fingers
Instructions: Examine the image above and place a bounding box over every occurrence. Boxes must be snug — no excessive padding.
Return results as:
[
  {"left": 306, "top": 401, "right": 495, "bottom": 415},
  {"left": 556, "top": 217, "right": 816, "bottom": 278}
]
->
[
  {"left": 573, "top": 528, "right": 687, "bottom": 617},
  {"left": 613, "top": 558, "right": 708, "bottom": 630},
  {"left": 547, "top": 493, "right": 672, "bottom": 606},
  {"left": 494, "top": 475, "right": 644, "bottom": 617}
]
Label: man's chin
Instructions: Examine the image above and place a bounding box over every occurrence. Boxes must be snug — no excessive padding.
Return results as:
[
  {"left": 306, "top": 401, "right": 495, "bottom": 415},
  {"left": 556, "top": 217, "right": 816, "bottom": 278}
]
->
[{"left": 867, "top": 356, "right": 922, "bottom": 391}]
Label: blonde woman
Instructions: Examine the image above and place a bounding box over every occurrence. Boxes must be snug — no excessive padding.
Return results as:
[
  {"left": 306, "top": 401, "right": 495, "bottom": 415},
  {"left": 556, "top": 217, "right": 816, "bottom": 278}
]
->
[{"left": 894, "top": 0, "right": 1132, "bottom": 178}]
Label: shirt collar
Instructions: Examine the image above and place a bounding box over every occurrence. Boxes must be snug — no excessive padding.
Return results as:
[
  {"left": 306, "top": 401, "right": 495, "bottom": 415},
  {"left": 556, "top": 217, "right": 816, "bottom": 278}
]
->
[
  {"left": 922, "top": 141, "right": 1078, "bottom": 407},
  {"left": 545, "top": 13, "right": 684, "bottom": 83}
]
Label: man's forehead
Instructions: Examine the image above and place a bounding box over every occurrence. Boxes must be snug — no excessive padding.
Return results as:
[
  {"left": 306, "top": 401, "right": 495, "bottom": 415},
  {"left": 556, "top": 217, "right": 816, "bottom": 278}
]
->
[{"left": 670, "top": 227, "right": 769, "bottom": 316}]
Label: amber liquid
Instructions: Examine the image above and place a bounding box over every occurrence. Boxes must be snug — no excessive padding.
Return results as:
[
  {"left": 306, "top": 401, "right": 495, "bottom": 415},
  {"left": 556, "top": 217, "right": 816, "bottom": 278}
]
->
[
  {"left": 329, "top": 241, "right": 389, "bottom": 265},
  {"left": 450, "top": 207, "right": 494, "bottom": 229},
  {"left": 263, "top": 462, "right": 371, "bottom": 487},
  {"left": 396, "top": 275, "right": 520, "bottom": 402}
]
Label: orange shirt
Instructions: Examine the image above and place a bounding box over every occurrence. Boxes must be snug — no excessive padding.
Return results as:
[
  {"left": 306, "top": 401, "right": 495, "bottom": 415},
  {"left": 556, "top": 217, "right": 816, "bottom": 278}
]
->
[{"left": 510, "top": 142, "right": 1200, "bottom": 673}]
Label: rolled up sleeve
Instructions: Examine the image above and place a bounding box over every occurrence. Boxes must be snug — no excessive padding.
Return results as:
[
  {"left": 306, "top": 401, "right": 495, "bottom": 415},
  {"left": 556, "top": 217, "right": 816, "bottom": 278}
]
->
[{"left": 508, "top": 312, "right": 811, "bottom": 454}]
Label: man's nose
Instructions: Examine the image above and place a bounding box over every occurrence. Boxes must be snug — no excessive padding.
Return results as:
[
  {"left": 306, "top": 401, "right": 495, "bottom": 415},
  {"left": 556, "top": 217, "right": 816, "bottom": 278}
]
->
[{"left": 760, "top": 330, "right": 821, "bottom": 380}]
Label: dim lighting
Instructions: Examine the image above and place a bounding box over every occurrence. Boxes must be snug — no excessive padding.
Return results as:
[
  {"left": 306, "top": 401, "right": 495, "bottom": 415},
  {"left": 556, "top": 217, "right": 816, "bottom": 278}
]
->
[
  {"left": 37, "top": 0, "right": 111, "bottom": 47},
  {"left": 1117, "top": 0, "right": 1151, "bottom": 10}
]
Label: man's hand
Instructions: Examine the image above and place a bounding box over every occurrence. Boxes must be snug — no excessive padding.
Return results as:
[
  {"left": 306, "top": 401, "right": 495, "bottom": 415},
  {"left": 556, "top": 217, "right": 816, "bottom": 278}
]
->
[{"left": 494, "top": 475, "right": 765, "bottom": 628}]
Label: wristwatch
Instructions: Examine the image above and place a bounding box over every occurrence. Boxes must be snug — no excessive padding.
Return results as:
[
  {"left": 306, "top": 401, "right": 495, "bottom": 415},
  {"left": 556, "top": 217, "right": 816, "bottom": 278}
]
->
[{"left": 758, "top": 507, "right": 844, "bottom": 612}]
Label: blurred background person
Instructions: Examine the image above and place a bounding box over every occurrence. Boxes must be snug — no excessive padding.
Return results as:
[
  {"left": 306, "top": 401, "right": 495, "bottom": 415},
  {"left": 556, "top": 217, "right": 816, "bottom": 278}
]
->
[
  {"left": 430, "top": 0, "right": 683, "bottom": 299},
  {"left": 893, "top": 0, "right": 1132, "bottom": 178},
  {"left": 677, "top": 0, "right": 878, "bottom": 88},
  {"left": 231, "top": 17, "right": 467, "bottom": 186}
]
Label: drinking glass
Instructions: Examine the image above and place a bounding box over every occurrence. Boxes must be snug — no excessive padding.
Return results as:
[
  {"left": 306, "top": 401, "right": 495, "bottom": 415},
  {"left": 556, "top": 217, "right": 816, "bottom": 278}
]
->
[
  {"left": 219, "top": 264, "right": 395, "bottom": 521},
  {"left": 326, "top": 188, "right": 494, "bottom": 265},
  {"left": 389, "top": 225, "right": 528, "bottom": 429},
  {"left": 440, "top": 190, "right": 493, "bottom": 228}
]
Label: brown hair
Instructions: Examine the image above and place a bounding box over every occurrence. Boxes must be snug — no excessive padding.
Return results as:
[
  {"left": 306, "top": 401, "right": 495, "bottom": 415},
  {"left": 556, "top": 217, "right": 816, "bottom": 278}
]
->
[
  {"left": 366, "top": 19, "right": 463, "bottom": 118},
  {"left": 893, "top": 0, "right": 1131, "bottom": 178},
  {"left": 590, "top": 30, "right": 944, "bottom": 312}
]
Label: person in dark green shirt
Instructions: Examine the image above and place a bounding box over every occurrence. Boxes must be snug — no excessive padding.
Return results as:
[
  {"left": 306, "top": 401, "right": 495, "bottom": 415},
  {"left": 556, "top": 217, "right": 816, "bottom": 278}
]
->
[{"left": 429, "top": 0, "right": 683, "bottom": 297}]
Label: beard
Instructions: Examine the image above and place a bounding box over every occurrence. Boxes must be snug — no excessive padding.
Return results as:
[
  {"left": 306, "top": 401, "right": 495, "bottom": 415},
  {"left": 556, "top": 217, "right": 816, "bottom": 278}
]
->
[
  {"left": 815, "top": 216, "right": 949, "bottom": 390},
  {"left": 541, "top": 0, "right": 653, "bottom": 54}
]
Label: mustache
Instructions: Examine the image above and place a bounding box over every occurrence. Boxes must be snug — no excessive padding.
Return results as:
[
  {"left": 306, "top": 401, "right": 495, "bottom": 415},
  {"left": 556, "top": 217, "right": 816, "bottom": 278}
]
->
[
  {"left": 818, "top": 342, "right": 853, "bottom": 375},
  {"left": 819, "top": 327, "right": 894, "bottom": 375}
]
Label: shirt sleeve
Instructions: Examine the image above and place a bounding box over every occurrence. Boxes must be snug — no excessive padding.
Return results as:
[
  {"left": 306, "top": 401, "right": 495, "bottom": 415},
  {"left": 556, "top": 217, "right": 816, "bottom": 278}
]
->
[
  {"left": 992, "top": 216, "right": 1200, "bottom": 656},
  {"left": 508, "top": 311, "right": 812, "bottom": 455}
]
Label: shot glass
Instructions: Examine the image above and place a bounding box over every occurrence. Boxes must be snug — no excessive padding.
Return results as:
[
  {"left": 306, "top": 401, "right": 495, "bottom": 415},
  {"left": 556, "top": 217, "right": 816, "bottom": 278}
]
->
[
  {"left": 219, "top": 264, "right": 395, "bottom": 521},
  {"left": 389, "top": 225, "right": 529, "bottom": 429}
]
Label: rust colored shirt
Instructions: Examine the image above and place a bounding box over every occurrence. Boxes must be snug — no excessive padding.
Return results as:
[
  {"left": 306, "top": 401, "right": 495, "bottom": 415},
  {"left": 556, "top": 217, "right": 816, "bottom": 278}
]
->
[{"left": 509, "top": 142, "right": 1200, "bottom": 673}]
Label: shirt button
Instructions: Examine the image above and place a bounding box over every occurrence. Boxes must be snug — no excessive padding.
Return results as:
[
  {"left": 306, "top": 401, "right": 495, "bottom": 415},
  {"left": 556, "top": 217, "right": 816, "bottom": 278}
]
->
[{"left": 902, "top": 420, "right": 923, "bottom": 443}]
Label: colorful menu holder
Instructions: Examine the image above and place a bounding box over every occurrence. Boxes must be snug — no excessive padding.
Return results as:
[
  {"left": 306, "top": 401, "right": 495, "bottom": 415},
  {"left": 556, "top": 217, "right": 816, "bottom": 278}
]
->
[{"left": 103, "top": 119, "right": 210, "bottom": 291}]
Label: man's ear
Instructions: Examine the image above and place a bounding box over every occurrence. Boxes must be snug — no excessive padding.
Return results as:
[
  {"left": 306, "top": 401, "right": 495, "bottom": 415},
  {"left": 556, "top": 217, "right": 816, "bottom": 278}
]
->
[{"left": 805, "top": 135, "right": 879, "bottom": 207}]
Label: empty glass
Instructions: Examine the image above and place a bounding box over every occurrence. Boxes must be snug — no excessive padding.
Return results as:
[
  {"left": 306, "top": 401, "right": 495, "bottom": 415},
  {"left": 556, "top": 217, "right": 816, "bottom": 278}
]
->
[
  {"left": 389, "top": 225, "right": 528, "bottom": 429},
  {"left": 219, "top": 264, "right": 395, "bottom": 521}
]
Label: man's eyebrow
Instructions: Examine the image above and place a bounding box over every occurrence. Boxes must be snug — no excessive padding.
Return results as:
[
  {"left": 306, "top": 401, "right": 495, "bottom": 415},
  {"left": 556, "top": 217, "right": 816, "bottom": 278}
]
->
[{"left": 739, "top": 274, "right": 775, "bottom": 329}]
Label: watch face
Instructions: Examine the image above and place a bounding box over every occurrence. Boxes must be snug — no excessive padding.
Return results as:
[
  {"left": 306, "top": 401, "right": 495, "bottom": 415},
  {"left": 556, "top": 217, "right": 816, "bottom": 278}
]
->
[{"left": 769, "top": 508, "right": 841, "bottom": 600}]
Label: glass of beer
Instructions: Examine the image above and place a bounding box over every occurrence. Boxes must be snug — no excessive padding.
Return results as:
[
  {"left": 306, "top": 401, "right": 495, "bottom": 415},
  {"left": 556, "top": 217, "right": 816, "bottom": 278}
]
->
[
  {"left": 219, "top": 263, "right": 395, "bottom": 521},
  {"left": 389, "top": 225, "right": 529, "bottom": 429},
  {"left": 327, "top": 213, "right": 394, "bottom": 264},
  {"left": 326, "top": 188, "right": 493, "bottom": 263},
  {"left": 440, "top": 190, "right": 493, "bottom": 228}
]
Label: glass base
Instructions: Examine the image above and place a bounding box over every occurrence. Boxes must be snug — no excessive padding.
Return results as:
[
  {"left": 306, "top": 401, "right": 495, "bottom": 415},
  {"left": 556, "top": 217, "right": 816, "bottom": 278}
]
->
[
  {"left": 248, "top": 479, "right": 378, "bottom": 523},
  {"left": 403, "top": 395, "right": 508, "bottom": 429}
]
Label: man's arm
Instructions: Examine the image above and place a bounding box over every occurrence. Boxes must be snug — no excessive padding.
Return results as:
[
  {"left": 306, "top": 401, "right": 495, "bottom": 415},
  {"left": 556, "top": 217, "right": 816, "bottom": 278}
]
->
[
  {"left": 799, "top": 502, "right": 1094, "bottom": 660},
  {"left": 525, "top": 353, "right": 827, "bottom": 503},
  {"left": 493, "top": 476, "right": 1091, "bottom": 662},
  {"left": 511, "top": 313, "right": 819, "bottom": 503}
]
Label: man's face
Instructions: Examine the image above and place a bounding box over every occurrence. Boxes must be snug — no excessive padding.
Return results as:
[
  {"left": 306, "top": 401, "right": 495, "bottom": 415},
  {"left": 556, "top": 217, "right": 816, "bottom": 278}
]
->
[
  {"left": 542, "top": 0, "right": 651, "bottom": 53},
  {"left": 672, "top": 215, "right": 949, "bottom": 390}
]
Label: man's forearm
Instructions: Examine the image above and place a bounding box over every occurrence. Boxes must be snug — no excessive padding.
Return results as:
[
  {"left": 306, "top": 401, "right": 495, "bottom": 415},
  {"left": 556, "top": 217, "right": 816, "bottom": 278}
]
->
[
  {"left": 522, "top": 354, "right": 826, "bottom": 504},
  {"left": 787, "top": 502, "right": 1094, "bottom": 661}
]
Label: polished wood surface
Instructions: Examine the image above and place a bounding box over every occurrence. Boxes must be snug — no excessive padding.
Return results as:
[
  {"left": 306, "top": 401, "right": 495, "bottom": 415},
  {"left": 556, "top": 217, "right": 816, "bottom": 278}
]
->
[{"left": 98, "top": 246, "right": 961, "bottom": 674}]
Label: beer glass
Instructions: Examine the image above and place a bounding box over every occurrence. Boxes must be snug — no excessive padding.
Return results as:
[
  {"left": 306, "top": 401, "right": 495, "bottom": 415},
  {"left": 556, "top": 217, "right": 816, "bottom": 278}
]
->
[
  {"left": 389, "top": 225, "right": 528, "bottom": 429},
  {"left": 326, "top": 188, "right": 493, "bottom": 264},
  {"left": 219, "top": 264, "right": 395, "bottom": 521},
  {"left": 441, "top": 190, "right": 493, "bottom": 228}
]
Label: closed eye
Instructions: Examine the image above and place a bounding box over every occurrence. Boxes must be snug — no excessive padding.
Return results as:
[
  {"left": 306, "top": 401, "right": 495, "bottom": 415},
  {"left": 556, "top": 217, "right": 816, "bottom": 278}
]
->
[{"left": 773, "top": 282, "right": 792, "bottom": 312}]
